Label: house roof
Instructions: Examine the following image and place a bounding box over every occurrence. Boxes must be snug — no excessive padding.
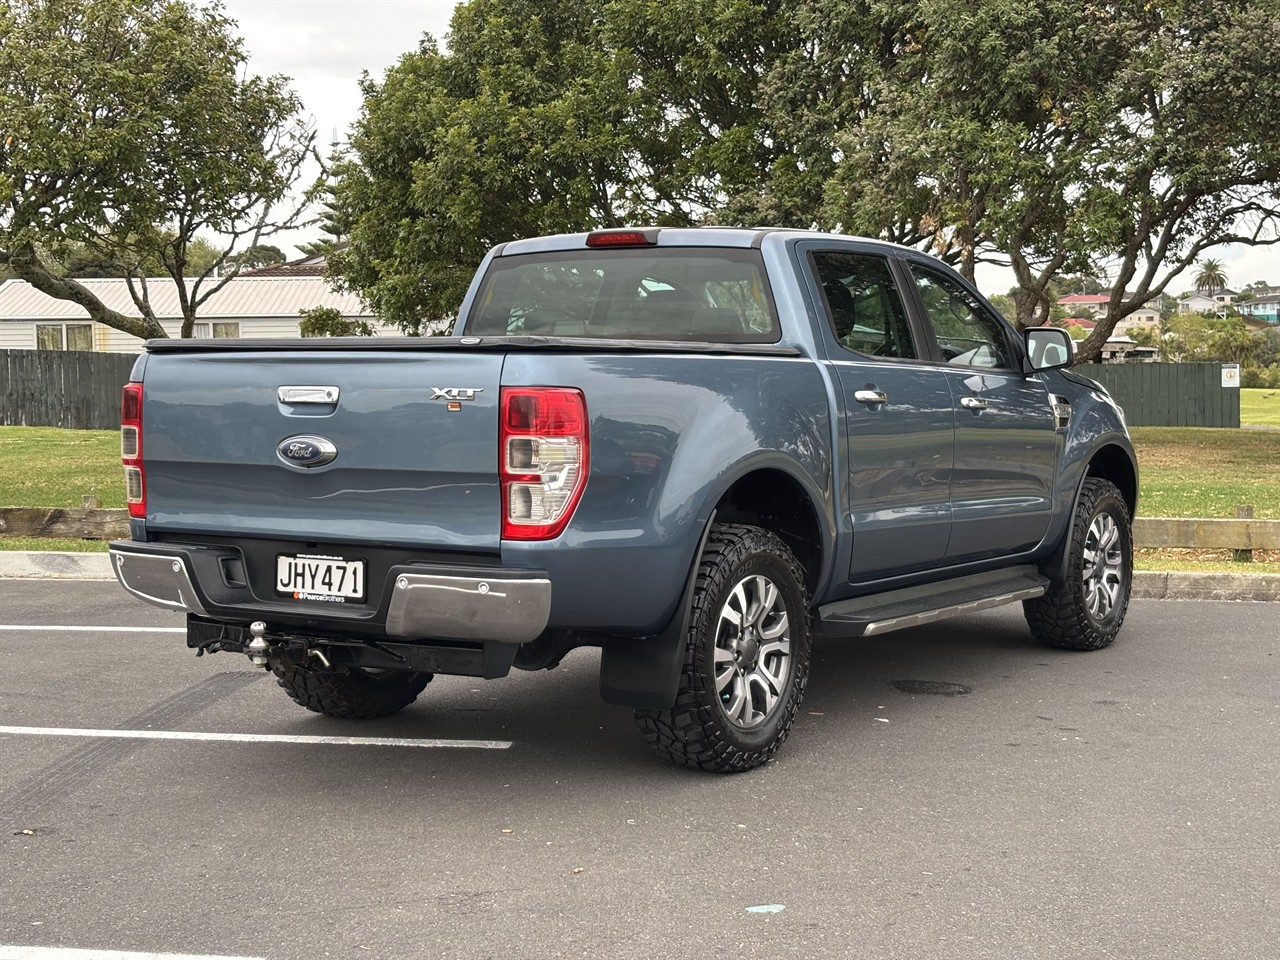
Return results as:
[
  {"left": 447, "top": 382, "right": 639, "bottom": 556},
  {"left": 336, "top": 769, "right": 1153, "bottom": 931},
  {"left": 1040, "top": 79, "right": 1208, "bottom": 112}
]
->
[
  {"left": 240, "top": 253, "right": 328, "bottom": 277},
  {"left": 1057, "top": 294, "right": 1109, "bottom": 305},
  {"left": 0, "top": 276, "right": 370, "bottom": 321}
]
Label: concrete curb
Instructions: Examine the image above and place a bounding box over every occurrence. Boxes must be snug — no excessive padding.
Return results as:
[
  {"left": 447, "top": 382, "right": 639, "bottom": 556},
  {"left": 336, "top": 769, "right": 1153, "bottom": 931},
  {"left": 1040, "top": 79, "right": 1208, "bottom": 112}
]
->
[
  {"left": 0, "top": 551, "right": 114, "bottom": 580},
  {"left": 1131, "top": 570, "right": 1280, "bottom": 602},
  {"left": 1, "top": 552, "right": 1279, "bottom": 601}
]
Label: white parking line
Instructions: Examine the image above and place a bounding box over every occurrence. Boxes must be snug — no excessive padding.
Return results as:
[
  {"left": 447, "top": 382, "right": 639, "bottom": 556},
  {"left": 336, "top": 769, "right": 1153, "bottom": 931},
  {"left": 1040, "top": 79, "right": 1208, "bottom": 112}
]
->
[
  {"left": 0, "top": 948, "right": 263, "bottom": 960},
  {"left": 0, "top": 626, "right": 185, "bottom": 633},
  {"left": 0, "top": 725, "right": 512, "bottom": 750}
]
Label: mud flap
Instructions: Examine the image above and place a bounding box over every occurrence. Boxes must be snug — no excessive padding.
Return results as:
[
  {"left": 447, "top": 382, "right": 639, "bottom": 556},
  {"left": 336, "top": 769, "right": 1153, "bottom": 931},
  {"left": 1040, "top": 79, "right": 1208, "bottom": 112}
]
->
[{"left": 597, "top": 514, "right": 716, "bottom": 709}]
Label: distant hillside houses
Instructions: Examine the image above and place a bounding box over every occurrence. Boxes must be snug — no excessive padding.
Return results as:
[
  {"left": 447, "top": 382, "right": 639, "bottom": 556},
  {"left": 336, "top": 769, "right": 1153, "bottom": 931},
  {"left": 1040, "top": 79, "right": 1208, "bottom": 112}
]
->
[
  {"left": 0, "top": 275, "right": 395, "bottom": 353},
  {"left": 1055, "top": 292, "right": 1160, "bottom": 335}
]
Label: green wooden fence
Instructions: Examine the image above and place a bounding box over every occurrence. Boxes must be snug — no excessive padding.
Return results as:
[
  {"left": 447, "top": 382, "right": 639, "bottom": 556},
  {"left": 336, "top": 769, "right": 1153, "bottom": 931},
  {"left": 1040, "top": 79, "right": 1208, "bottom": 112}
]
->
[
  {"left": 0, "top": 351, "right": 1244, "bottom": 431},
  {"left": 1074, "top": 362, "right": 1240, "bottom": 428},
  {"left": 1, "top": 349, "right": 137, "bottom": 430}
]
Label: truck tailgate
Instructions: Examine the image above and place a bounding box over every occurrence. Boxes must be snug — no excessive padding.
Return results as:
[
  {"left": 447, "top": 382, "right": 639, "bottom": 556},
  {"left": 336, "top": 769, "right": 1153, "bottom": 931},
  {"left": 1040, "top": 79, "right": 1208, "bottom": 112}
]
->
[{"left": 139, "top": 350, "right": 503, "bottom": 550}]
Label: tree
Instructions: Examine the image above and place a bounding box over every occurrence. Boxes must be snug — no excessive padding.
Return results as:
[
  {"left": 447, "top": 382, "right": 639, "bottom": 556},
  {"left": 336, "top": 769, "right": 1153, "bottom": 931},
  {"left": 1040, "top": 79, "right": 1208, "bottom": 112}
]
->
[
  {"left": 230, "top": 244, "right": 287, "bottom": 271},
  {"left": 329, "top": 0, "right": 644, "bottom": 331},
  {"left": 48, "top": 235, "right": 222, "bottom": 278},
  {"left": 0, "top": 0, "right": 315, "bottom": 339},
  {"left": 330, "top": 0, "right": 1280, "bottom": 354},
  {"left": 1194, "top": 259, "right": 1228, "bottom": 293},
  {"left": 811, "top": 1, "right": 1280, "bottom": 361},
  {"left": 298, "top": 305, "right": 374, "bottom": 338},
  {"left": 1162, "top": 312, "right": 1257, "bottom": 364}
]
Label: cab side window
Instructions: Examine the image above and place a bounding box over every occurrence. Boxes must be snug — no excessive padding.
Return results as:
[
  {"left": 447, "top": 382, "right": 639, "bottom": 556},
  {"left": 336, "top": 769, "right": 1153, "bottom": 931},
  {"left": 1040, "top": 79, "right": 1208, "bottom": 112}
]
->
[
  {"left": 909, "top": 264, "right": 1013, "bottom": 369},
  {"left": 811, "top": 252, "right": 917, "bottom": 360}
]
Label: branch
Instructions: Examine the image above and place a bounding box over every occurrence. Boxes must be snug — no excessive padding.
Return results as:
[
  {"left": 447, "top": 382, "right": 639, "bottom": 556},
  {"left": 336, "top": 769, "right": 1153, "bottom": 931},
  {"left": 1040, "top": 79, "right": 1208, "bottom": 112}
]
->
[{"left": 8, "top": 243, "right": 167, "bottom": 340}]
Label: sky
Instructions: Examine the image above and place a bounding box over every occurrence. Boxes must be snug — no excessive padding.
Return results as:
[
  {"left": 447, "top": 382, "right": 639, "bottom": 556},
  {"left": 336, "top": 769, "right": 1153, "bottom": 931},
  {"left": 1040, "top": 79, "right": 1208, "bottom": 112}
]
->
[{"left": 219, "top": 0, "right": 1279, "bottom": 297}]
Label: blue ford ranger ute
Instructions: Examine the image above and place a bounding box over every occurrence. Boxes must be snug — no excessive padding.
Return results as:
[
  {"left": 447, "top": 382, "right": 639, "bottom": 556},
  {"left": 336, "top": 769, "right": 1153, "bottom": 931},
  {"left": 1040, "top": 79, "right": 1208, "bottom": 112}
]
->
[{"left": 109, "top": 228, "right": 1137, "bottom": 773}]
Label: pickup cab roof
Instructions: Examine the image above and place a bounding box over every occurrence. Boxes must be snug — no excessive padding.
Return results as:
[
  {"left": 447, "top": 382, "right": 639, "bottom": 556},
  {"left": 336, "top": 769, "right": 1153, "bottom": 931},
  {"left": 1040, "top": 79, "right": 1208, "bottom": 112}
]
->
[{"left": 496, "top": 226, "right": 911, "bottom": 258}]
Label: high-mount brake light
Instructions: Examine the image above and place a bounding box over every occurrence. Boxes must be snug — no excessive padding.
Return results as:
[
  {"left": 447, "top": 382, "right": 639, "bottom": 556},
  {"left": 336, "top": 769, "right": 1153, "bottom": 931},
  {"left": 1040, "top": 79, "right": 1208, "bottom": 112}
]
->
[
  {"left": 120, "top": 382, "right": 145, "bottom": 519},
  {"left": 500, "top": 387, "right": 589, "bottom": 540},
  {"left": 585, "top": 230, "right": 656, "bottom": 248}
]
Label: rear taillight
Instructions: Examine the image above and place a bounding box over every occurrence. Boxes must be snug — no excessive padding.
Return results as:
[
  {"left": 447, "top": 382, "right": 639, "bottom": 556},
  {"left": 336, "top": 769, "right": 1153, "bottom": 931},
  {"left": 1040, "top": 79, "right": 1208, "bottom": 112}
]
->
[
  {"left": 500, "top": 387, "right": 588, "bottom": 540},
  {"left": 120, "top": 382, "right": 145, "bottom": 519}
]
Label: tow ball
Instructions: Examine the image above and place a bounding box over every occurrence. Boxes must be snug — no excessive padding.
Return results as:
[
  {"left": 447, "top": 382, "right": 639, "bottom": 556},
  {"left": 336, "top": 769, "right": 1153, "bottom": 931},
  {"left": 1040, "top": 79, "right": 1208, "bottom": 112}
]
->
[
  {"left": 243, "top": 621, "right": 330, "bottom": 669},
  {"left": 246, "top": 621, "right": 271, "bottom": 665}
]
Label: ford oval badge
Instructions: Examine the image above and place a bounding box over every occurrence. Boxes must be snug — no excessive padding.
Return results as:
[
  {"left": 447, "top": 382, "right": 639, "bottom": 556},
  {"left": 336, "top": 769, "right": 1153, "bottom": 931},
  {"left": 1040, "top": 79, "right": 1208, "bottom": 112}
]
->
[{"left": 277, "top": 435, "right": 338, "bottom": 468}]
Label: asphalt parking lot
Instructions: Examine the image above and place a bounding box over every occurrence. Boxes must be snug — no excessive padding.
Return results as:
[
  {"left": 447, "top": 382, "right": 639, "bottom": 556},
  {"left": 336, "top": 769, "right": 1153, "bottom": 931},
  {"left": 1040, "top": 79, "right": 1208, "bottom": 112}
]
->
[{"left": 1, "top": 579, "right": 1277, "bottom": 960}]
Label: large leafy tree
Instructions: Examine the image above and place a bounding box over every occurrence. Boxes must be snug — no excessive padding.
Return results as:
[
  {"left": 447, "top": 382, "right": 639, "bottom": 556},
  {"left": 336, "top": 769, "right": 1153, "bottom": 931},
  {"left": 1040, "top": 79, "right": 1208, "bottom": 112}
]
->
[
  {"left": 825, "top": 0, "right": 1280, "bottom": 360},
  {"left": 0, "top": 0, "right": 314, "bottom": 339},
  {"left": 332, "top": 0, "right": 1280, "bottom": 354},
  {"left": 329, "top": 0, "right": 639, "bottom": 331}
]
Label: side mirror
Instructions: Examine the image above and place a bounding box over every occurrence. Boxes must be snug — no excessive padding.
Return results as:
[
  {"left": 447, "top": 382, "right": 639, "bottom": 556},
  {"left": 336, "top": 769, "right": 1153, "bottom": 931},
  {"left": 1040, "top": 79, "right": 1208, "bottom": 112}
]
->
[{"left": 1025, "top": 327, "right": 1074, "bottom": 371}]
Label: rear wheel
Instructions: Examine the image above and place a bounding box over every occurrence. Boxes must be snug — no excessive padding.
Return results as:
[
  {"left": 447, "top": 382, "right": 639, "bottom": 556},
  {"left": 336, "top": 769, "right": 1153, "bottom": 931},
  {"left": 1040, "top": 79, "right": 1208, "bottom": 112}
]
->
[
  {"left": 635, "top": 523, "right": 811, "bottom": 773},
  {"left": 1025, "top": 477, "right": 1132, "bottom": 651},
  {"left": 272, "top": 663, "right": 432, "bottom": 719}
]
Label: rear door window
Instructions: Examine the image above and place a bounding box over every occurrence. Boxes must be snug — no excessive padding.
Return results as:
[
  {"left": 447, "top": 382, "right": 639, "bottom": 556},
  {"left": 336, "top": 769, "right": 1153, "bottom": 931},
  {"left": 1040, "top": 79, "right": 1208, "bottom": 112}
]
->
[
  {"left": 465, "top": 248, "right": 779, "bottom": 343},
  {"left": 809, "top": 251, "right": 917, "bottom": 360}
]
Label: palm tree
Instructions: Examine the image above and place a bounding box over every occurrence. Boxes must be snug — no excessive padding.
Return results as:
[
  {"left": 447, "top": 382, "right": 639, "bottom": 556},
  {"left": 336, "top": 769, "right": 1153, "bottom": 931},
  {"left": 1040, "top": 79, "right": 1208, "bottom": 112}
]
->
[{"left": 1194, "top": 258, "right": 1228, "bottom": 293}]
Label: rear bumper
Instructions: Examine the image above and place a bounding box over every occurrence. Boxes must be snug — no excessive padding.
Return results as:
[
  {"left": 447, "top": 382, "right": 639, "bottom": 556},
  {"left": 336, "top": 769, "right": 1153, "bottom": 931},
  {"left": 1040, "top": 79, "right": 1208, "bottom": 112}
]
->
[{"left": 108, "top": 541, "right": 551, "bottom": 643}]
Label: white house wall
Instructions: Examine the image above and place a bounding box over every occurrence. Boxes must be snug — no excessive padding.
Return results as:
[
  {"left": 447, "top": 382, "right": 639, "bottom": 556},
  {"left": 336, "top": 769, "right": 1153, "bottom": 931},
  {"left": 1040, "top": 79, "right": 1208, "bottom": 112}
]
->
[{"left": 2, "top": 317, "right": 401, "bottom": 353}]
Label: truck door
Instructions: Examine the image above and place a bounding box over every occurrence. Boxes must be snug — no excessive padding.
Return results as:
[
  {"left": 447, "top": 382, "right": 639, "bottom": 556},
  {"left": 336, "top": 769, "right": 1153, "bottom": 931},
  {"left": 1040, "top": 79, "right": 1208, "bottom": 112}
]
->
[
  {"left": 801, "top": 245, "right": 956, "bottom": 582},
  {"left": 903, "top": 260, "right": 1058, "bottom": 562}
]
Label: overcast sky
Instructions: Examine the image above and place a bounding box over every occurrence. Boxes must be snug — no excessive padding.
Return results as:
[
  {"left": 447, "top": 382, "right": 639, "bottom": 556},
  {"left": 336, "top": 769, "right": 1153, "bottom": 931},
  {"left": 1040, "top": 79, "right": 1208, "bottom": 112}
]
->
[
  {"left": 222, "top": 0, "right": 456, "bottom": 150},
  {"left": 219, "top": 0, "right": 1278, "bottom": 294}
]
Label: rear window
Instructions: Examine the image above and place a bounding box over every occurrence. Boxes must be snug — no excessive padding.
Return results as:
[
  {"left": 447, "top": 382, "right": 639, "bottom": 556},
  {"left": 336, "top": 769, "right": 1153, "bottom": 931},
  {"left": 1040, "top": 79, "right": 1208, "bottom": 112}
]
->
[{"left": 464, "top": 248, "right": 780, "bottom": 343}]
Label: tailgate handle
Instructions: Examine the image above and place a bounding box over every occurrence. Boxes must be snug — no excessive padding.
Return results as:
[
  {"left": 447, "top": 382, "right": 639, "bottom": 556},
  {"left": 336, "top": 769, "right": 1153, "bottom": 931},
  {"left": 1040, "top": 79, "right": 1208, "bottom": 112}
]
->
[{"left": 278, "top": 385, "right": 340, "bottom": 404}]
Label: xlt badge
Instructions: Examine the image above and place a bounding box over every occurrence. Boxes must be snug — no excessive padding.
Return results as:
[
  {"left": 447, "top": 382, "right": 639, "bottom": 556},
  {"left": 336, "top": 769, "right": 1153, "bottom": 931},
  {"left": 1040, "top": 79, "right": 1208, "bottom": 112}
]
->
[{"left": 431, "top": 387, "right": 483, "bottom": 401}]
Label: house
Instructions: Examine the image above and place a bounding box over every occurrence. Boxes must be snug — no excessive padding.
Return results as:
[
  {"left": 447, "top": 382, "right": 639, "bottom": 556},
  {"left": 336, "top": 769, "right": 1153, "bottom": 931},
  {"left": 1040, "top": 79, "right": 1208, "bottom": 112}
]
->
[
  {"left": 239, "top": 253, "right": 328, "bottom": 278},
  {"left": 1056, "top": 293, "right": 1160, "bottom": 332},
  {"left": 1056, "top": 293, "right": 1110, "bottom": 318},
  {"left": 1237, "top": 293, "right": 1280, "bottom": 324},
  {"left": 0, "top": 275, "right": 393, "bottom": 352},
  {"left": 1178, "top": 288, "right": 1238, "bottom": 314}
]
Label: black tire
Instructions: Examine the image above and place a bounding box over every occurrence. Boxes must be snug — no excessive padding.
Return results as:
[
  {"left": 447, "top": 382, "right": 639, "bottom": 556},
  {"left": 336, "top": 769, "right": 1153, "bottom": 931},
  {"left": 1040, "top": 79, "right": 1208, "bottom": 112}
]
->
[
  {"left": 272, "top": 663, "right": 432, "bottom": 719},
  {"left": 635, "top": 523, "right": 811, "bottom": 773},
  {"left": 1024, "top": 477, "right": 1132, "bottom": 651}
]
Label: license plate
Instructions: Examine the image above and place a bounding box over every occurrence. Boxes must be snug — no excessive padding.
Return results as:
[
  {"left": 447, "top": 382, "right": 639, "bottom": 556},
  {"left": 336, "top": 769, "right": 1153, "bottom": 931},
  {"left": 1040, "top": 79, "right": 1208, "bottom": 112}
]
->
[{"left": 276, "top": 553, "right": 366, "bottom": 602}]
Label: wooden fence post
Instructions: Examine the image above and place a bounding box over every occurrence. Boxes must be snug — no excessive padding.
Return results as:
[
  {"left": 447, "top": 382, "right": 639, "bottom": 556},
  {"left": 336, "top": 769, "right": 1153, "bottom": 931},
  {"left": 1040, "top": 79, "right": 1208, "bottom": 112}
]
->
[{"left": 1234, "top": 505, "right": 1254, "bottom": 563}]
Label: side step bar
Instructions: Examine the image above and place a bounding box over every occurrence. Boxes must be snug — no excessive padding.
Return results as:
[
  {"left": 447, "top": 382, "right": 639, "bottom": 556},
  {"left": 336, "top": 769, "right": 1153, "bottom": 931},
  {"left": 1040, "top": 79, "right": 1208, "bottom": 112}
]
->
[{"left": 817, "top": 566, "right": 1049, "bottom": 638}]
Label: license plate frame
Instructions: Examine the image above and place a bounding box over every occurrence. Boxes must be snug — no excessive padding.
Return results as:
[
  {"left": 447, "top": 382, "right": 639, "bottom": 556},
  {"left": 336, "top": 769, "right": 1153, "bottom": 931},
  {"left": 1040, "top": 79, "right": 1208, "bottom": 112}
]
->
[{"left": 275, "top": 553, "right": 366, "bottom": 603}]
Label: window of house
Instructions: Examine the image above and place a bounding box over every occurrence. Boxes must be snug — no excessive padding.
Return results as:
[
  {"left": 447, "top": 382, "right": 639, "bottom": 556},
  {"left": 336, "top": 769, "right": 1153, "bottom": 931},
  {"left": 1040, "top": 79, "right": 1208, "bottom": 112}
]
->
[
  {"left": 192, "top": 322, "right": 241, "bottom": 338},
  {"left": 35, "top": 323, "right": 92, "bottom": 351}
]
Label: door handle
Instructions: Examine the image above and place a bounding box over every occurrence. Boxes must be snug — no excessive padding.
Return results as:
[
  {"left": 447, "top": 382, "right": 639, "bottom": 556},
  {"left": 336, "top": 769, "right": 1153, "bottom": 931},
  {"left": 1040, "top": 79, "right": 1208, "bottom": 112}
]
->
[
  {"left": 854, "top": 389, "right": 889, "bottom": 405},
  {"left": 960, "top": 396, "right": 988, "bottom": 410}
]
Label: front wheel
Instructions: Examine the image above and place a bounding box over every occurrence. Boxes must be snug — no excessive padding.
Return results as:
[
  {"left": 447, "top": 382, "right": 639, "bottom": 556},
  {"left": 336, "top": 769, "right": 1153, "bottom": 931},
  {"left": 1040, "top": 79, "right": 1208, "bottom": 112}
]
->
[
  {"left": 272, "top": 663, "right": 432, "bottom": 719},
  {"left": 1025, "top": 477, "right": 1132, "bottom": 651},
  {"left": 635, "top": 523, "right": 812, "bottom": 773}
]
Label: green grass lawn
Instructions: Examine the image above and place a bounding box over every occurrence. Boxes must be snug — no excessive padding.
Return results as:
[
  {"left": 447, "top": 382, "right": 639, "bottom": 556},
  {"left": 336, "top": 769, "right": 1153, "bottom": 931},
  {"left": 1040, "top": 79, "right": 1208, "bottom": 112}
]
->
[
  {"left": 0, "top": 426, "right": 123, "bottom": 508},
  {"left": 1128, "top": 427, "right": 1280, "bottom": 519},
  {"left": 1241, "top": 387, "right": 1280, "bottom": 427}
]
